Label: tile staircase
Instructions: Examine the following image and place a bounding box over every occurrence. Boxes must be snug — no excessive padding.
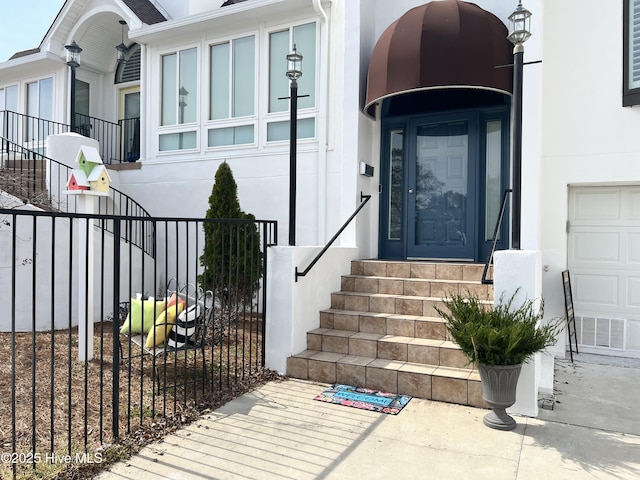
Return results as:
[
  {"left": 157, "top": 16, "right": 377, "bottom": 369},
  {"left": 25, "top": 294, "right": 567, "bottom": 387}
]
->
[{"left": 286, "top": 260, "right": 493, "bottom": 408}]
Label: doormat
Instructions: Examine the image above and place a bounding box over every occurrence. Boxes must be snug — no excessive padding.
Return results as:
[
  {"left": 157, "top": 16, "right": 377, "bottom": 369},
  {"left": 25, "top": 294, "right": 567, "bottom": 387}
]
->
[{"left": 313, "top": 384, "right": 411, "bottom": 415}]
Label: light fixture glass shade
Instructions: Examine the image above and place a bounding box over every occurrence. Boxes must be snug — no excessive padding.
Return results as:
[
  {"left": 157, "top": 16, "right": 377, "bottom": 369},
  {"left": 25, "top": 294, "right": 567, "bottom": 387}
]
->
[
  {"left": 507, "top": 2, "right": 532, "bottom": 45},
  {"left": 116, "top": 43, "right": 128, "bottom": 63},
  {"left": 286, "top": 44, "right": 303, "bottom": 81},
  {"left": 65, "top": 40, "right": 82, "bottom": 68}
]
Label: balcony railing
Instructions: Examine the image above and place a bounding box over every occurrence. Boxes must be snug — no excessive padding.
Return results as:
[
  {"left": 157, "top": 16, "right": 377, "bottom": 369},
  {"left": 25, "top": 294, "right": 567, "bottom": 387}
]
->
[{"left": 1, "top": 110, "right": 140, "bottom": 164}]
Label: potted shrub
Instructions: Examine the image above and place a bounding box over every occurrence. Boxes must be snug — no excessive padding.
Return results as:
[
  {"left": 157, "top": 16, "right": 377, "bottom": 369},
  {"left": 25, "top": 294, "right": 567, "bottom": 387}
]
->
[{"left": 435, "top": 290, "right": 561, "bottom": 431}]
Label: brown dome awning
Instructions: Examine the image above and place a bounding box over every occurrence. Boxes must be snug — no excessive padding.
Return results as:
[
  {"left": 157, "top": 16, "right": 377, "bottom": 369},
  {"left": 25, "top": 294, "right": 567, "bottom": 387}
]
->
[{"left": 365, "top": 0, "right": 513, "bottom": 117}]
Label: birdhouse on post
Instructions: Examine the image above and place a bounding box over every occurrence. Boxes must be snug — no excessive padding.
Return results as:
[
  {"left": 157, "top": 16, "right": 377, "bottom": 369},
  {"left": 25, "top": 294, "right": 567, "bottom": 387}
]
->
[
  {"left": 66, "top": 169, "right": 90, "bottom": 191},
  {"left": 87, "top": 164, "right": 112, "bottom": 193},
  {"left": 75, "top": 145, "right": 103, "bottom": 176}
]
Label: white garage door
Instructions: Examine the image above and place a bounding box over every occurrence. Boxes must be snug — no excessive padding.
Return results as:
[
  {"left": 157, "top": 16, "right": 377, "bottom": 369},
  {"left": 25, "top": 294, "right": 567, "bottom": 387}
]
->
[{"left": 568, "top": 185, "right": 640, "bottom": 358}]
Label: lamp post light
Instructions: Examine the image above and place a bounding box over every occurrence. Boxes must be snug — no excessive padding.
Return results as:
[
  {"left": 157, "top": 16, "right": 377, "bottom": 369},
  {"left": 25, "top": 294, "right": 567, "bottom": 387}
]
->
[
  {"left": 507, "top": 1, "right": 531, "bottom": 250},
  {"left": 65, "top": 40, "right": 82, "bottom": 133},
  {"left": 286, "top": 44, "right": 303, "bottom": 246}
]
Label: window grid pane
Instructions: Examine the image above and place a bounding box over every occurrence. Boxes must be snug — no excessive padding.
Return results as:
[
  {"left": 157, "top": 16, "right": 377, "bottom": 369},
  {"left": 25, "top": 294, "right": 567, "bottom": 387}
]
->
[
  {"left": 269, "top": 30, "right": 289, "bottom": 113},
  {"left": 159, "top": 131, "right": 197, "bottom": 151},
  {"left": 293, "top": 23, "right": 316, "bottom": 109},
  {"left": 179, "top": 48, "right": 197, "bottom": 124},
  {"left": 208, "top": 125, "right": 254, "bottom": 147},
  {"left": 161, "top": 54, "right": 177, "bottom": 126},
  {"left": 210, "top": 43, "right": 230, "bottom": 120},
  {"left": 266, "top": 118, "right": 314, "bottom": 142},
  {"left": 233, "top": 36, "right": 255, "bottom": 117}
]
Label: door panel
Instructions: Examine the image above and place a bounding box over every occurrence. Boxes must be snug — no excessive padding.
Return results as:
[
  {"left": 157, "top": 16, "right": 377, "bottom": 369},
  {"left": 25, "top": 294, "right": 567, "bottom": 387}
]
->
[{"left": 408, "top": 116, "right": 476, "bottom": 259}]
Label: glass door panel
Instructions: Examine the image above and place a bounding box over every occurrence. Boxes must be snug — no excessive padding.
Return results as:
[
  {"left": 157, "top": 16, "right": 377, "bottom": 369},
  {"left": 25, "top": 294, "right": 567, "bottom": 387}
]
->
[
  {"left": 379, "top": 125, "right": 405, "bottom": 259},
  {"left": 408, "top": 116, "right": 476, "bottom": 259},
  {"left": 484, "top": 120, "right": 502, "bottom": 241},
  {"left": 388, "top": 130, "right": 404, "bottom": 241},
  {"left": 120, "top": 88, "right": 140, "bottom": 162}
]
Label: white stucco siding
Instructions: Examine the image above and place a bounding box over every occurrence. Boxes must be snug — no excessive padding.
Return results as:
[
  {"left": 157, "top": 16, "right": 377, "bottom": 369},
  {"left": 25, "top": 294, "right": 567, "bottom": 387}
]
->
[{"left": 540, "top": 0, "right": 640, "bottom": 354}]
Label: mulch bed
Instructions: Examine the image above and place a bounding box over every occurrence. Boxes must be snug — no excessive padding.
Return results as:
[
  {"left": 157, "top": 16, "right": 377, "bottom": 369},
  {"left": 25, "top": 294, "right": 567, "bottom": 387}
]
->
[{"left": 0, "top": 321, "right": 283, "bottom": 479}]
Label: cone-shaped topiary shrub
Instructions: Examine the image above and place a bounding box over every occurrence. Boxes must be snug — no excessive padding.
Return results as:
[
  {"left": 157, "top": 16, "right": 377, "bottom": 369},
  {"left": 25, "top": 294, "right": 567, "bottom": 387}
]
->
[{"left": 199, "top": 162, "right": 262, "bottom": 308}]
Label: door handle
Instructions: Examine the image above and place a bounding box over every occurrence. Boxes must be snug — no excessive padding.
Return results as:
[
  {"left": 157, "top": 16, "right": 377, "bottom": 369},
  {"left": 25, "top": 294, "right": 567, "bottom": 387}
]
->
[{"left": 408, "top": 189, "right": 414, "bottom": 194}]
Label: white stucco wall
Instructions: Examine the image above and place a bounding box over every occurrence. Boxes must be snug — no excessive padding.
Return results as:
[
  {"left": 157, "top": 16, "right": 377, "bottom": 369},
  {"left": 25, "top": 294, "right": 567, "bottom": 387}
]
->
[
  {"left": 494, "top": 249, "right": 545, "bottom": 418},
  {"left": 539, "top": 0, "right": 640, "bottom": 352},
  {"left": 265, "top": 245, "right": 359, "bottom": 373}
]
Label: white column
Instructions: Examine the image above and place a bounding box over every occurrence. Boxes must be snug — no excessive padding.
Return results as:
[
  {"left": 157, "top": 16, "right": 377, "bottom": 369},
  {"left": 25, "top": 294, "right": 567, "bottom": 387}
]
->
[
  {"left": 75, "top": 193, "right": 97, "bottom": 362},
  {"left": 493, "top": 249, "right": 542, "bottom": 418}
]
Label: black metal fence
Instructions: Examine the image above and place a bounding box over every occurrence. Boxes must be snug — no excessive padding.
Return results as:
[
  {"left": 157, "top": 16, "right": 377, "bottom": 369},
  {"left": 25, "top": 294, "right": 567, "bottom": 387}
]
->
[{"left": 0, "top": 208, "right": 277, "bottom": 479}]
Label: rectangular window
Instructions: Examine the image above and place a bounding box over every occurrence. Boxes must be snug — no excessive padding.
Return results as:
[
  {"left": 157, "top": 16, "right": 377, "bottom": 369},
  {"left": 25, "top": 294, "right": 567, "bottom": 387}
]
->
[
  {"left": 624, "top": 0, "right": 640, "bottom": 105},
  {"left": 269, "top": 23, "right": 316, "bottom": 113},
  {"left": 161, "top": 47, "right": 197, "bottom": 126},
  {"left": 208, "top": 125, "right": 254, "bottom": 147},
  {"left": 266, "top": 118, "right": 315, "bottom": 142},
  {"left": 210, "top": 35, "right": 255, "bottom": 120},
  {"left": 159, "top": 132, "right": 197, "bottom": 151}
]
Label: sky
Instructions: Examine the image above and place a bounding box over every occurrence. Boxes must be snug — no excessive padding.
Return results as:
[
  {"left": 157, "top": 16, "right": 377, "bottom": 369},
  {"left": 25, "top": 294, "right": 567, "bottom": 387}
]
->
[{"left": 0, "top": 1, "right": 66, "bottom": 62}]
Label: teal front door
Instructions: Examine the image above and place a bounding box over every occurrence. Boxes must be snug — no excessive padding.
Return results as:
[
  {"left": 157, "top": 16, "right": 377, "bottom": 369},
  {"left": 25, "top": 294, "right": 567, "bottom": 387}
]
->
[{"left": 379, "top": 108, "right": 509, "bottom": 261}]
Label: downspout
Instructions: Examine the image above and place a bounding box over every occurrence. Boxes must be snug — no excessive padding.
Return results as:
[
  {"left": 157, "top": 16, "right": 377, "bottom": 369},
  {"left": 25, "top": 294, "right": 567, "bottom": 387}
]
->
[{"left": 312, "top": 0, "right": 330, "bottom": 244}]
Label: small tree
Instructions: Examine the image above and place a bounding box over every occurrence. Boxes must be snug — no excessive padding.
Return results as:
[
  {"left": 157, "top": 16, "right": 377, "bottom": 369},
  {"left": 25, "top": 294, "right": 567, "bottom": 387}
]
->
[{"left": 199, "top": 162, "right": 262, "bottom": 309}]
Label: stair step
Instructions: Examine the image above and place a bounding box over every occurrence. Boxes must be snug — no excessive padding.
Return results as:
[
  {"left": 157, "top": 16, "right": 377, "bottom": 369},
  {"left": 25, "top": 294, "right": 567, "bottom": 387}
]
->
[
  {"left": 286, "top": 350, "right": 489, "bottom": 408},
  {"left": 319, "top": 309, "right": 448, "bottom": 339},
  {"left": 307, "top": 328, "right": 467, "bottom": 367},
  {"left": 330, "top": 291, "right": 492, "bottom": 316},
  {"left": 351, "top": 259, "right": 488, "bottom": 282},
  {"left": 341, "top": 274, "right": 490, "bottom": 298}
]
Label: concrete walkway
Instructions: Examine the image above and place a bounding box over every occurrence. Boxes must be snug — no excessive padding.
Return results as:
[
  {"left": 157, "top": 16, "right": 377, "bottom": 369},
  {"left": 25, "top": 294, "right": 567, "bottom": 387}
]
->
[{"left": 97, "top": 355, "right": 640, "bottom": 480}]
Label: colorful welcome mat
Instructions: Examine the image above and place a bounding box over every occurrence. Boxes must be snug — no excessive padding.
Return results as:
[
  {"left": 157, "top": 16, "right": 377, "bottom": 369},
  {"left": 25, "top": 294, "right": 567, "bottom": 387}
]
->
[{"left": 314, "top": 384, "right": 412, "bottom": 415}]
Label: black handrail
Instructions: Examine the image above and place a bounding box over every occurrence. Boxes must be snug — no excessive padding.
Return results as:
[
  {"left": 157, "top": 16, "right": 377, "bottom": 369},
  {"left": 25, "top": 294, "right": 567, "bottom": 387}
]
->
[
  {"left": 295, "top": 192, "right": 371, "bottom": 282},
  {"left": 481, "top": 188, "right": 512, "bottom": 285},
  {"left": 0, "top": 136, "right": 155, "bottom": 256}
]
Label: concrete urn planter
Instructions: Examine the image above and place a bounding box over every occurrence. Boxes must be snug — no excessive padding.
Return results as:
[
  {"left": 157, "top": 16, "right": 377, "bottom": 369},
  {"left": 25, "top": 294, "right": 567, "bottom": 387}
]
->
[{"left": 478, "top": 363, "right": 522, "bottom": 431}]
